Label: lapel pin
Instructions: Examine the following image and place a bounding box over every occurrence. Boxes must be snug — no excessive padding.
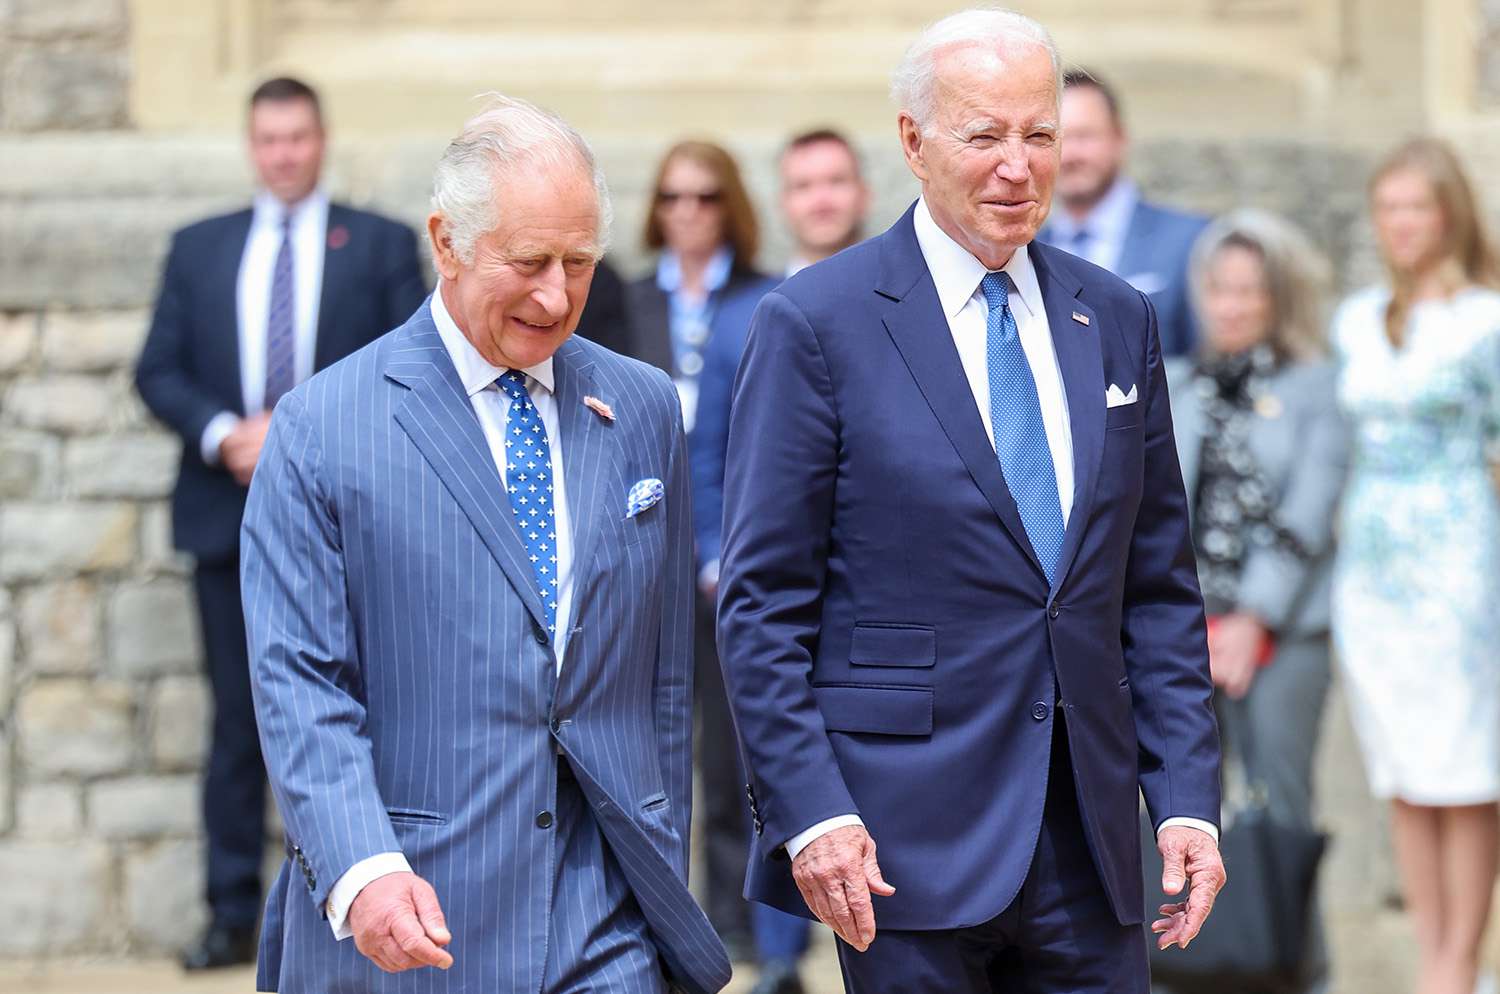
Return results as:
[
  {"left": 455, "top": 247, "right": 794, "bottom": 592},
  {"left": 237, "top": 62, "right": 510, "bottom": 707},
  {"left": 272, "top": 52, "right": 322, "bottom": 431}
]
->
[
  {"left": 327, "top": 224, "right": 350, "bottom": 250},
  {"left": 1071, "top": 311, "right": 1090, "bottom": 326},
  {"left": 583, "top": 396, "right": 615, "bottom": 421}
]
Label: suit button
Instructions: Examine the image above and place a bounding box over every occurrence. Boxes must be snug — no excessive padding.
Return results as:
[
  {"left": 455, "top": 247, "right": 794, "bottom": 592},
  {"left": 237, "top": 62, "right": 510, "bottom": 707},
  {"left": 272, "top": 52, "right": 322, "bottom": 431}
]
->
[
  {"left": 536, "top": 811, "right": 554, "bottom": 829},
  {"left": 1032, "top": 701, "right": 1049, "bottom": 721},
  {"left": 1048, "top": 605, "right": 1060, "bottom": 620},
  {"left": 550, "top": 717, "right": 562, "bottom": 733},
  {"left": 533, "top": 623, "right": 549, "bottom": 646}
]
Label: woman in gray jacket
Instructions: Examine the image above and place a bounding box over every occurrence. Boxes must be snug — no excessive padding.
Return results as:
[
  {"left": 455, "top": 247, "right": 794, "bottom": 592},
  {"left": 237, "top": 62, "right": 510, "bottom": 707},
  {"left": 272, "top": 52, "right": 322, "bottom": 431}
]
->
[{"left": 1166, "top": 209, "right": 1349, "bottom": 994}]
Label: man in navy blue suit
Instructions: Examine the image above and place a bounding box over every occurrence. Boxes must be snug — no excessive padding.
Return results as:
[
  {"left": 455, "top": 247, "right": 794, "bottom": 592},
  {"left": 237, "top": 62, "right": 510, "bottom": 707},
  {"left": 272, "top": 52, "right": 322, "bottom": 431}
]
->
[
  {"left": 135, "top": 76, "right": 425, "bottom": 970},
  {"left": 717, "top": 10, "right": 1225, "bottom": 993},
  {"left": 1040, "top": 69, "right": 1210, "bottom": 357}
]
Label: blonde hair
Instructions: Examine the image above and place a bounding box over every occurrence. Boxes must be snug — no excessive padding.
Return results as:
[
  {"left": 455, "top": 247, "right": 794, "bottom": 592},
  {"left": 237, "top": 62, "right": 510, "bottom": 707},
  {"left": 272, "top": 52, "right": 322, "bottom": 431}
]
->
[
  {"left": 1370, "top": 137, "right": 1500, "bottom": 347},
  {"left": 1190, "top": 209, "right": 1331, "bottom": 362}
]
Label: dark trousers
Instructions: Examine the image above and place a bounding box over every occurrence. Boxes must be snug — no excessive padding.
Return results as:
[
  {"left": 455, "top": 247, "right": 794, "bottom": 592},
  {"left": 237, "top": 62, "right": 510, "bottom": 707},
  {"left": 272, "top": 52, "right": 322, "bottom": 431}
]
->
[
  {"left": 195, "top": 558, "right": 267, "bottom": 929},
  {"left": 837, "top": 720, "right": 1149, "bottom": 994},
  {"left": 694, "top": 591, "right": 752, "bottom": 946}
]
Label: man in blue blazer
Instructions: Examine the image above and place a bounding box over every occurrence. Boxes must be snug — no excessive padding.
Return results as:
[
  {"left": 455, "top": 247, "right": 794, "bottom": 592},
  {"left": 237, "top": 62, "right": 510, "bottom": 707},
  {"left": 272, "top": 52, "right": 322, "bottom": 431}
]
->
[
  {"left": 242, "top": 97, "right": 729, "bottom": 994},
  {"left": 718, "top": 11, "right": 1224, "bottom": 993},
  {"left": 134, "top": 76, "right": 425, "bottom": 970},
  {"left": 1039, "top": 70, "right": 1209, "bottom": 358}
]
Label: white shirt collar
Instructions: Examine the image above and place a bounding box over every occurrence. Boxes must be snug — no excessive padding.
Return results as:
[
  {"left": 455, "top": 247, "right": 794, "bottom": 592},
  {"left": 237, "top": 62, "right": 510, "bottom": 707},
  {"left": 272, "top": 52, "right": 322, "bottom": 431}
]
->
[
  {"left": 913, "top": 197, "right": 1045, "bottom": 321},
  {"left": 252, "top": 187, "right": 329, "bottom": 229},
  {"left": 429, "top": 284, "right": 555, "bottom": 399}
]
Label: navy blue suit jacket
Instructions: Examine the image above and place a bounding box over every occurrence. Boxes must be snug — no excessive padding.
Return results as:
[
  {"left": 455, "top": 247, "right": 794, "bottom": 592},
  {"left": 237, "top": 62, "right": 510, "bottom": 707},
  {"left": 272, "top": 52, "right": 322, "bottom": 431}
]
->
[
  {"left": 135, "top": 203, "right": 426, "bottom": 565},
  {"left": 717, "top": 205, "right": 1220, "bottom": 931}
]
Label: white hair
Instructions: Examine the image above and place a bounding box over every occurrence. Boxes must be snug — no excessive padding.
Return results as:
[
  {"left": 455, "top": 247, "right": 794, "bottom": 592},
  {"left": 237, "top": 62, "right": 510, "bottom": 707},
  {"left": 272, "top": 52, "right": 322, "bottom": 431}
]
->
[
  {"left": 431, "top": 93, "right": 613, "bottom": 264},
  {"left": 891, "top": 7, "right": 1062, "bottom": 133}
]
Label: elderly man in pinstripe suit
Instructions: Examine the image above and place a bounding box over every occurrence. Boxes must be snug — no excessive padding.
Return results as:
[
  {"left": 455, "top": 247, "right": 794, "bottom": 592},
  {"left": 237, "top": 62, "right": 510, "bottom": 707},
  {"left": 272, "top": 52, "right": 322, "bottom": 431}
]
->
[{"left": 241, "top": 96, "right": 731, "bottom": 994}]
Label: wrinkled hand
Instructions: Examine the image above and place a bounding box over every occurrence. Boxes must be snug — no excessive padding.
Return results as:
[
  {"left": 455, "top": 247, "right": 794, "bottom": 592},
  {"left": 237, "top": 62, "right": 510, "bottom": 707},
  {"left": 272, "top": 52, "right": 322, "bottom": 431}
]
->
[
  {"left": 791, "top": 825, "right": 895, "bottom": 952},
  {"left": 220, "top": 412, "right": 272, "bottom": 486},
  {"left": 1208, "top": 612, "right": 1265, "bottom": 700},
  {"left": 347, "top": 871, "right": 453, "bottom": 973},
  {"left": 1152, "top": 826, "right": 1227, "bottom": 951}
]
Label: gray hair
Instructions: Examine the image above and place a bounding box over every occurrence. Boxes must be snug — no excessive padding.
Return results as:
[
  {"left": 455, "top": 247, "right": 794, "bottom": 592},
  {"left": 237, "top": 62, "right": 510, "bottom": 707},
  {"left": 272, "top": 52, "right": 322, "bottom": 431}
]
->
[
  {"left": 431, "top": 93, "right": 613, "bottom": 265},
  {"left": 1190, "top": 208, "right": 1332, "bottom": 361},
  {"left": 891, "top": 7, "right": 1061, "bottom": 133}
]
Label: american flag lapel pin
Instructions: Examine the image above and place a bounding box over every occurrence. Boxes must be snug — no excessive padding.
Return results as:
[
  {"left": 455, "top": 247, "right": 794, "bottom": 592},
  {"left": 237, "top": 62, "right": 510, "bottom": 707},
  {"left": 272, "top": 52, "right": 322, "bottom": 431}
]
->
[
  {"left": 1071, "top": 311, "right": 1090, "bottom": 326},
  {"left": 583, "top": 395, "right": 615, "bottom": 421}
]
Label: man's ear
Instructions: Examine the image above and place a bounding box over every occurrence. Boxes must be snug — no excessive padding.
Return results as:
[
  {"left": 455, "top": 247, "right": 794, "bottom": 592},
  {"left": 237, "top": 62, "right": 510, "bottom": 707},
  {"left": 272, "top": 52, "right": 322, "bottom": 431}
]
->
[
  {"left": 427, "top": 213, "right": 461, "bottom": 282},
  {"left": 898, "top": 114, "right": 928, "bottom": 183}
]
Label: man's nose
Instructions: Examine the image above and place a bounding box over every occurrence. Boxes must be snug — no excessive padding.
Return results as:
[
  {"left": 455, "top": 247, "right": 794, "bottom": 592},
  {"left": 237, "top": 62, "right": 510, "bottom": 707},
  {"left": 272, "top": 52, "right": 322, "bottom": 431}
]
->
[
  {"left": 532, "top": 265, "right": 570, "bottom": 316},
  {"left": 993, "top": 150, "right": 1032, "bottom": 184}
]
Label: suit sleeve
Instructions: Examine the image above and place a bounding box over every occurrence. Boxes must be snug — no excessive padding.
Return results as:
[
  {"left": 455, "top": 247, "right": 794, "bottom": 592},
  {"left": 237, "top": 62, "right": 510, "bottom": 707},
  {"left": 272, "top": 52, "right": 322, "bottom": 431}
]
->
[
  {"left": 241, "top": 391, "right": 401, "bottom": 911},
  {"left": 1120, "top": 291, "right": 1222, "bottom": 832},
  {"left": 653, "top": 377, "right": 696, "bottom": 877},
  {"left": 379, "top": 221, "right": 429, "bottom": 335},
  {"left": 134, "top": 231, "right": 232, "bottom": 454},
  {"left": 717, "top": 291, "right": 858, "bottom": 863}
]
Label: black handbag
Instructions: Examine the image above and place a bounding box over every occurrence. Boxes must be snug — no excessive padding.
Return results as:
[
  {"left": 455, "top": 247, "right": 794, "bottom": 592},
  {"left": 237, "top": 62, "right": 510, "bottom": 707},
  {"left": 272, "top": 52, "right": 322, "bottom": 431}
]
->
[{"left": 1142, "top": 699, "right": 1328, "bottom": 994}]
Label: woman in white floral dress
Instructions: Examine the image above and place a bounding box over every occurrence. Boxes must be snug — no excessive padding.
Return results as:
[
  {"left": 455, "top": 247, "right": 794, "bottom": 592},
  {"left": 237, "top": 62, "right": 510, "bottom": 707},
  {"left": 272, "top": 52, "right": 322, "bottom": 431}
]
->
[{"left": 1333, "top": 137, "right": 1500, "bottom": 994}]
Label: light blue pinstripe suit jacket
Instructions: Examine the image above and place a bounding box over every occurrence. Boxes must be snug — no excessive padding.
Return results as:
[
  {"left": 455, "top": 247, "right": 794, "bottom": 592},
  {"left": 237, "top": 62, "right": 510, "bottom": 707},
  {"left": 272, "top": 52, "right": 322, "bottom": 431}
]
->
[{"left": 242, "top": 302, "right": 731, "bottom": 994}]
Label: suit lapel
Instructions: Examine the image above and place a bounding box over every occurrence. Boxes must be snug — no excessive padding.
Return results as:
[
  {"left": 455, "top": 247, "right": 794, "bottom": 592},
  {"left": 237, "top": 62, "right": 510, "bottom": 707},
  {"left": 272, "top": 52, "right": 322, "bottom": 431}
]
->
[
  {"left": 551, "top": 338, "right": 609, "bottom": 619},
  {"left": 314, "top": 204, "right": 352, "bottom": 370},
  {"left": 877, "top": 209, "right": 1046, "bottom": 580},
  {"left": 386, "top": 314, "right": 551, "bottom": 635},
  {"left": 1031, "top": 244, "right": 1105, "bottom": 592}
]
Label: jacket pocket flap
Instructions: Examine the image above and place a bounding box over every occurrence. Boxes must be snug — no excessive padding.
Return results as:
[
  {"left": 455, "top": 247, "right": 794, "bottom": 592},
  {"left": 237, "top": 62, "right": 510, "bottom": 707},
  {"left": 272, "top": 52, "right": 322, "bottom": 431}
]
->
[
  {"left": 386, "top": 807, "right": 448, "bottom": 825},
  {"left": 815, "top": 684, "right": 933, "bottom": 736},
  {"left": 850, "top": 624, "right": 936, "bottom": 668}
]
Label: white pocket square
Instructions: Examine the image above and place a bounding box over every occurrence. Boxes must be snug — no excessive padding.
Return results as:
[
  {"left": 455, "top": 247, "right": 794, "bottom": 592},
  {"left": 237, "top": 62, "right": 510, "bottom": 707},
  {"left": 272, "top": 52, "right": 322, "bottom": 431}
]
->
[
  {"left": 1105, "top": 383, "right": 1138, "bottom": 408},
  {"left": 625, "top": 477, "right": 665, "bottom": 518}
]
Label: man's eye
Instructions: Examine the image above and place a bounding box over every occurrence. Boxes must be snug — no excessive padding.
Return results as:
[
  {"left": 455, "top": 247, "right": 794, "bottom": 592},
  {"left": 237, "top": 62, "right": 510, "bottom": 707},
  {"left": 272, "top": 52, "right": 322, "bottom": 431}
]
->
[
  {"left": 1028, "top": 133, "right": 1057, "bottom": 147},
  {"left": 970, "top": 134, "right": 998, "bottom": 145},
  {"left": 514, "top": 258, "right": 545, "bottom": 272}
]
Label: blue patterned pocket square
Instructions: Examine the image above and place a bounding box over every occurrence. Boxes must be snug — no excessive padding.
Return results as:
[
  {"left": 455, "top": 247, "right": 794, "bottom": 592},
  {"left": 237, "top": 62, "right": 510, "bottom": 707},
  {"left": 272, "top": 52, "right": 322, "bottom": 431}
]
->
[{"left": 626, "top": 477, "right": 665, "bottom": 518}]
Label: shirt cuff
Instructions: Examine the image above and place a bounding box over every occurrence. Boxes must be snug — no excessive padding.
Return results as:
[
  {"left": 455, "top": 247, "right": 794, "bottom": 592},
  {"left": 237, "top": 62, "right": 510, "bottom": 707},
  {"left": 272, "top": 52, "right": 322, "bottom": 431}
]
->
[
  {"left": 325, "top": 851, "right": 413, "bottom": 940},
  {"left": 786, "top": 815, "right": 865, "bottom": 861},
  {"left": 1157, "top": 816, "right": 1220, "bottom": 843},
  {"left": 697, "top": 559, "right": 721, "bottom": 592},
  {"left": 199, "top": 411, "right": 239, "bottom": 466}
]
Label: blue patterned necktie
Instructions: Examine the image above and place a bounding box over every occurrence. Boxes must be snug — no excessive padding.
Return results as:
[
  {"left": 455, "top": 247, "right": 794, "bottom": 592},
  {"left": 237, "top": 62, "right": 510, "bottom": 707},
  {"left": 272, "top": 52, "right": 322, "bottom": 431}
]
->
[
  {"left": 264, "top": 212, "right": 296, "bottom": 410},
  {"left": 981, "top": 271, "right": 1065, "bottom": 585},
  {"left": 497, "top": 370, "right": 559, "bottom": 636}
]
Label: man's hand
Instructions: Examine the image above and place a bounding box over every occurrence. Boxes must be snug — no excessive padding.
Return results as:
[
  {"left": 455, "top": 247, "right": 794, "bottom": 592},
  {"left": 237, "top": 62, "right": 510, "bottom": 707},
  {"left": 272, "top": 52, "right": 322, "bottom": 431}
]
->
[
  {"left": 1151, "top": 826, "right": 1227, "bottom": 951},
  {"left": 790, "top": 825, "right": 895, "bottom": 952},
  {"left": 219, "top": 412, "right": 273, "bottom": 486},
  {"left": 347, "top": 871, "right": 454, "bottom": 973},
  {"left": 1208, "top": 612, "right": 1266, "bottom": 700}
]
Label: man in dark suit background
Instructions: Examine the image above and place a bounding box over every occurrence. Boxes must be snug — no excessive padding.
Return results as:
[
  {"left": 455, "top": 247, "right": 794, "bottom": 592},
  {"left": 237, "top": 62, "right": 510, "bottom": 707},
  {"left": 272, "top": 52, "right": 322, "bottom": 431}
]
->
[
  {"left": 1040, "top": 69, "right": 1209, "bottom": 357},
  {"left": 134, "top": 76, "right": 426, "bottom": 970}
]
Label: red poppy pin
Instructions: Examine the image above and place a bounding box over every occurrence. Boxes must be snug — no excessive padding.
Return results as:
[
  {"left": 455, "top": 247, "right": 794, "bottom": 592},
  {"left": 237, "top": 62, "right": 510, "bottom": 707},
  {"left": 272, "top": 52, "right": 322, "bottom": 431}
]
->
[
  {"left": 327, "top": 224, "right": 350, "bottom": 250},
  {"left": 583, "top": 396, "right": 615, "bottom": 421}
]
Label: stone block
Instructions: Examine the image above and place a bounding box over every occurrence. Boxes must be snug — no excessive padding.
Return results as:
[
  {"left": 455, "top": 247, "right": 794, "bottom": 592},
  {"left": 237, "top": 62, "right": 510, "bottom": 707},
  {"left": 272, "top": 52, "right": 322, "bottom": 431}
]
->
[
  {"left": 151, "top": 674, "right": 209, "bottom": 771},
  {"left": 15, "top": 782, "right": 83, "bottom": 838},
  {"left": 16, "top": 678, "right": 135, "bottom": 777},
  {"left": 17, "top": 577, "right": 100, "bottom": 674},
  {"left": 0, "top": 430, "right": 60, "bottom": 500},
  {"left": 139, "top": 500, "right": 189, "bottom": 575},
  {"left": 0, "top": 311, "right": 38, "bottom": 372},
  {"left": 64, "top": 433, "right": 179, "bottom": 499},
  {"left": 12, "top": 0, "right": 126, "bottom": 40},
  {"left": 107, "top": 578, "right": 200, "bottom": 677},
  {"left": 0, "top": 502, "right": 136, "bottom": 580},
  {"left": 41, "top": 310, "right": 148, "bottom": 372},
  {"left": 0, "top": 618, "right": 15, "bottom": 714},
  {"left": 2, "top": 48, "right": 128, "bottom": 132},
  {"left": 124, "top": 839, "right": 208, "bottom": 953},
  {"left": 89, "top": 774, "right": 198, "bottom": 839},
  {"left": 0, "top": 842, "right": 112, "bottom": 955},
  {"left": 3, "top": 374, "right": 116, "bottom": 434},
  {"left": 0, "top": 743, "right": 10, "bottom": 835}
]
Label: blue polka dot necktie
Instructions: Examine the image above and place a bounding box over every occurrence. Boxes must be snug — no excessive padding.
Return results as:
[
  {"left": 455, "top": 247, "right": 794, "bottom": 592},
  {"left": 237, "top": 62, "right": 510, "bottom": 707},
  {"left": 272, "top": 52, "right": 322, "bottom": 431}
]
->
[
  {"left": 981, "top": 271, "right": 1065, "bottom": 585},
  {"left": 497, "top": 370, "right": 558, "bottom": 636}
]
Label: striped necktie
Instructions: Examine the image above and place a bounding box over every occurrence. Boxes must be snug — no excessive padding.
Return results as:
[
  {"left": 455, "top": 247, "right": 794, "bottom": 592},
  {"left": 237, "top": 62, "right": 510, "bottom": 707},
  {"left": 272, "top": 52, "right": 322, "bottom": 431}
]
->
[{"left": 264, "top": 212, "right": 296, "bottom": 410}]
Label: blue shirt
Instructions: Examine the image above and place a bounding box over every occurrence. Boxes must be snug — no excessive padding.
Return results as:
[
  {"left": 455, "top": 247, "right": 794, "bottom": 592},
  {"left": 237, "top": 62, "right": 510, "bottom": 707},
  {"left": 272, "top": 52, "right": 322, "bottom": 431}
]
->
[{"left": 1045, "top": 177, "right": 1139, "bottom": 274}]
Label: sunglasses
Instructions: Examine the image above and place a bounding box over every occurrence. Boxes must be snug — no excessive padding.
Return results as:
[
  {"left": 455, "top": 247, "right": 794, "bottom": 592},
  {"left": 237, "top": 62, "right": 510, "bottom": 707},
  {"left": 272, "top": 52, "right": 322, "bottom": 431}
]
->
[{"left": 656, "top": 190, "right": 724, "bottom": 207}]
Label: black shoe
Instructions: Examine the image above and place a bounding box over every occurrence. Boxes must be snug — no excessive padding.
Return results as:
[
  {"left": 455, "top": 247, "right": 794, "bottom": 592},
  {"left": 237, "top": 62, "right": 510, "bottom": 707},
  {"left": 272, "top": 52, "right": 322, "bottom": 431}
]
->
[
  {"left": 749, "top": 961, "right": 806, "bottom": 994},
  {"left": 180, "top": 924, "right": 257, "bottom": 971}
]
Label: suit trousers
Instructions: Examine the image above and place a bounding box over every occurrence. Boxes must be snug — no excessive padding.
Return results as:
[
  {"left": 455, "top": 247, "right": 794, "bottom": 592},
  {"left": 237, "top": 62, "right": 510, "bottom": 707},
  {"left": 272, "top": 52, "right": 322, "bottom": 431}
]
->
[
  {"left": 836, "top": 717, "right": 1149, "bottom": 994},
  {"left": 695, "top": 591, "right": 752, "bottom": 946},
  {"left": 545, "top": 762, "right": 668, "bottom": 994},
  {"left": 195, "top": 558, "right": 268, "bottom": 929}
]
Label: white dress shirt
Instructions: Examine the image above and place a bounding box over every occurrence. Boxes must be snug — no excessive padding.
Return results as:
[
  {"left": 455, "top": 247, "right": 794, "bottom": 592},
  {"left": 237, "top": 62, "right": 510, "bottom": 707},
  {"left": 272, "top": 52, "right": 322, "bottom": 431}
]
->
[
  {"left": 324, "top": 287, "right": 578, "bottom": 939},
  {"left": 199, "top": 189, "right": 329, "bottom": 464},
  {"left": 785, "top": 198, "right": 1215, "bottom": 860}
]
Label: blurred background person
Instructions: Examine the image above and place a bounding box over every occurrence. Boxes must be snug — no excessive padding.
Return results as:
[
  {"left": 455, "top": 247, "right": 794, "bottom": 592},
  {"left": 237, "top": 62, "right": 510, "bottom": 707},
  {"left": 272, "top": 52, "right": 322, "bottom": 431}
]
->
[
  {"left": 1332, "top": 137, "right": 1500, "bottom": 994},
  {"left": 780, "top": 128, "right": 872, "bottom": 276},
  {"left": 571, "top": 255, "right": 633, "bottom": 355},
  {"left": 133, "top": 76, "right": 426, "bottom": 971},
  {"left": 1165, "top": 209, "right": 1347, "bottom": 994},
  {"left": 1042, "top": 68, "right": 1207, "bottom": 356},
  {"left": 624, "top": 140, "right": 778, "bottom": 963}
]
